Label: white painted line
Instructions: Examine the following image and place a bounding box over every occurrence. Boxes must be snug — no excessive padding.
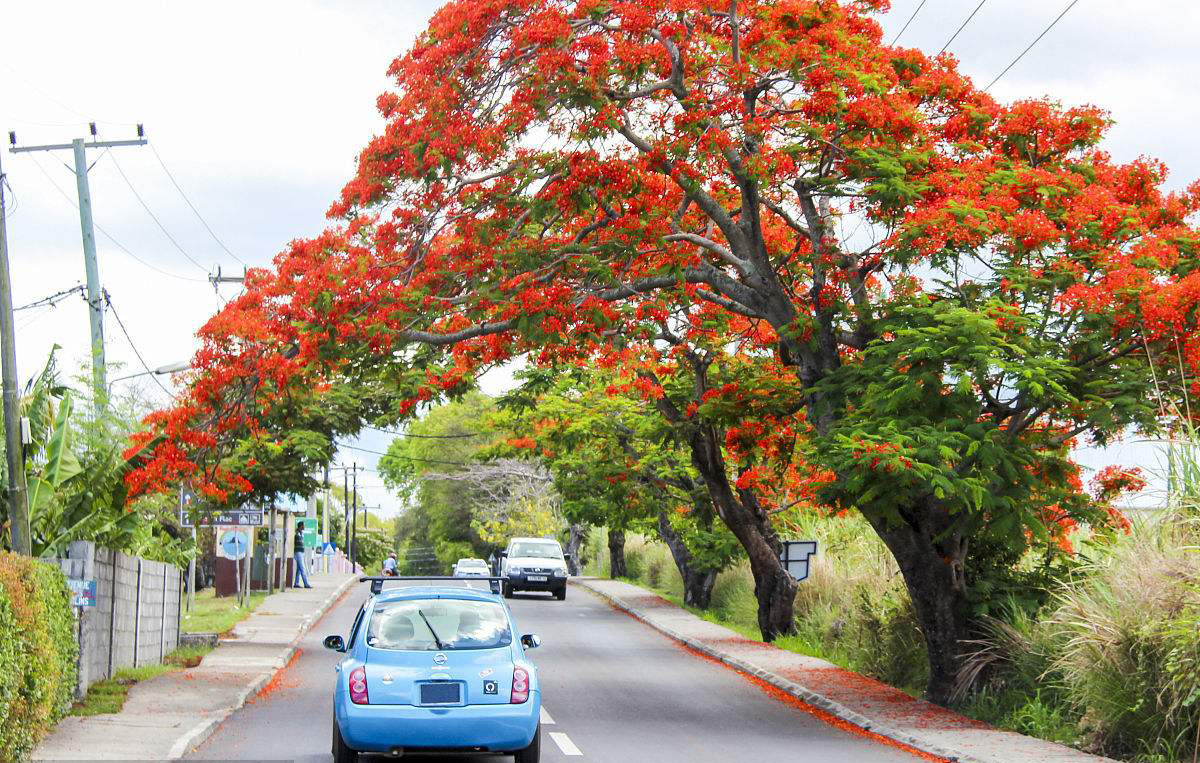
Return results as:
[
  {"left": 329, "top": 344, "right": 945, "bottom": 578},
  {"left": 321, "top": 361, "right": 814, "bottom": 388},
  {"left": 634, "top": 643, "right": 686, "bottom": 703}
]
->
[
  {"left": 549, "top": 731, "right": 583, "bottom": 756},
  {"left": 540, "top": 706, "right": 556, "bottom": 725}
]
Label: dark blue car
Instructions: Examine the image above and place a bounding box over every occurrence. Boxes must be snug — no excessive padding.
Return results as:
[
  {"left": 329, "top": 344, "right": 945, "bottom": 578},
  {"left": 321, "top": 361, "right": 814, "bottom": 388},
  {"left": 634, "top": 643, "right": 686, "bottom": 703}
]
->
[{"left": 324, "top": 579, "right": 541, "bottom": 762}]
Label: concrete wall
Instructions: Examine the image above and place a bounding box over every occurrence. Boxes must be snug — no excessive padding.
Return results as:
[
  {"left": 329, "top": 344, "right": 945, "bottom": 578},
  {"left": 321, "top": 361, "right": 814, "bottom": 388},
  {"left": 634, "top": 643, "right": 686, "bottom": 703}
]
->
[{"left": 51, "top": 542, "right": 183, "bottom": 699}]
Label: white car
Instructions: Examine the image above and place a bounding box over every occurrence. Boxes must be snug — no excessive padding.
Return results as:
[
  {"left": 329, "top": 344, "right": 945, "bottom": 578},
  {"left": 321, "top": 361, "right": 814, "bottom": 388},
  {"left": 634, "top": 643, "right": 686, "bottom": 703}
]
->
[
  {"left": 499, "top": 538, "right": 569, "bottom": 600},
  {"left": 453, "top": 558, "right": 491, "bottom": 578}
]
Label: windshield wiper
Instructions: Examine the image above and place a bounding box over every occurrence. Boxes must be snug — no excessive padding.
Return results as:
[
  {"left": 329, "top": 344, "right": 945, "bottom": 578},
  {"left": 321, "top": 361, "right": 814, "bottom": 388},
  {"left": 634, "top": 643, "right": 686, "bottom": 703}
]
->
[{"left": 417, "top": 609, "right": 445, "bottom": 650}]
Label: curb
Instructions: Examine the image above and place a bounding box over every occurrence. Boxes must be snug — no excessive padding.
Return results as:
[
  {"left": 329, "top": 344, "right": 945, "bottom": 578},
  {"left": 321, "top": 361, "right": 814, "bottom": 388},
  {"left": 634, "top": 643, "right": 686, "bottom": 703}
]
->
[
  {"left": 573, "top": 578, "right": 989, "bottom": 763},
  {"left": 166, "top": 574, "right": 358, "bottom": 759}
]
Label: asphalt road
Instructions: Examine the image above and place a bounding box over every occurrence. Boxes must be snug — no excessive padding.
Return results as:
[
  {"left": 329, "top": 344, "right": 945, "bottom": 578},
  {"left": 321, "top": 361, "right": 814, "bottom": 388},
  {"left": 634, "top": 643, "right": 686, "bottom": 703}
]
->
[{"left": 186, "top": 582, "right": 924, "bottom": 763}]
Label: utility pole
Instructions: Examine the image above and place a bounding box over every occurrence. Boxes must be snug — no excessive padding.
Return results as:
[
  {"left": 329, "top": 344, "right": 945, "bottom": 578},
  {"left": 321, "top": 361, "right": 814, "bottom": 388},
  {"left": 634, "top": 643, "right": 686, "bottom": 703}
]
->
[
  {"left": 9, "top": 124, "right": 147, "bottom": 407},
  {"left": 351, "top": 464, "right": 359, "bottom": 572},
  {"left": 322, "top": 464, "right": 331, "bottom": 572},
  {"left": 343, "top": 466, "right": 350, "bottom": 562},
  {"left": 0, "top": 150, "right": 30, "bottom": 554}
]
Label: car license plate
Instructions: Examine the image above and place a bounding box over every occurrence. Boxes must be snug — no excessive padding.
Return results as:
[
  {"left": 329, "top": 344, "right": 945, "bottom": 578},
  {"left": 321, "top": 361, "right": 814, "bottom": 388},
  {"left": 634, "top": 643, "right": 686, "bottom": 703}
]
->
[
  {"left": 527, "top": 575, "right": 548, "bottom": 582},
  {"left": 420, "top": 682, "right": 462, "bottom": 705}
]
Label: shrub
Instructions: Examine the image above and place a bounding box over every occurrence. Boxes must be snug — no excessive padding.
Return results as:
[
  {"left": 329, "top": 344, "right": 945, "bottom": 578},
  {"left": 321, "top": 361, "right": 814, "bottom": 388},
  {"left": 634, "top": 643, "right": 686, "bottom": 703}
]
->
[
  {"left": 0, "top": 552, "right": 78, "bottom": 761},
  {"left": 622, "top": 542, "right": 645, "bottom": 581}
]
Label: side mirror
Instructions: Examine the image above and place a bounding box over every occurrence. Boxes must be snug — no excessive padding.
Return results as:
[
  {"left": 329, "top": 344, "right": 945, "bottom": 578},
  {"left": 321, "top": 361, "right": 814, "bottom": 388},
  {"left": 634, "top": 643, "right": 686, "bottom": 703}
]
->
[
  {"left": 323, "top": 634, "right": 346, "bottom": 652},
  {"left": 563, "top": 553, "right": 573, "bottom": 562},
  {"left": 520, "top": 633, "right": 541, "bottom": 650}
]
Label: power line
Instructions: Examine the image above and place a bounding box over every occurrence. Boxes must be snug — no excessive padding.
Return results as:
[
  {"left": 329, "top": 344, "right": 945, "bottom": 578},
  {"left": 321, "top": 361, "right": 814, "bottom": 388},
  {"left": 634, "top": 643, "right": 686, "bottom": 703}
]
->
[
  {"left": 14, "top": 284, "right": 84, "bottom": 312},
  {"left": 984, "top": 0, "right": 1081, "bottom": 91},
  {"left": 26, "top": 155, "right": 207, "bottom": 283},
  {"left": 363, "top": 424, "right": 481, "bottom": 439},
  {"left": 938, "top": 0, "right": 988, "bottom": 55},
  {"left": 1, "top": 174, "right": 16, "bottom": 218},
  {"left": 148, "top": 143, "right": 248, "bottom": 267},
  {"left": 890, "top": 0, "right": 928, "bottom": 45},
  {"left": 103, "top": 290, "right": 175, "bottom": 399},
  {"left": 107, "top": 152, "right": 210, "bottom": 274},
  {"left": 335, "top": 440, "right": 472, "bottom": 466}
]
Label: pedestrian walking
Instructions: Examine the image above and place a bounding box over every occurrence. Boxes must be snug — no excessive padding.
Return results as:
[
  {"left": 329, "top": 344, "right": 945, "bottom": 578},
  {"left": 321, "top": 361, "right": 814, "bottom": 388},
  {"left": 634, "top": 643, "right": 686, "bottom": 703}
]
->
[{"left": 293, "top": 520, "right": 313, "bottom": 589}]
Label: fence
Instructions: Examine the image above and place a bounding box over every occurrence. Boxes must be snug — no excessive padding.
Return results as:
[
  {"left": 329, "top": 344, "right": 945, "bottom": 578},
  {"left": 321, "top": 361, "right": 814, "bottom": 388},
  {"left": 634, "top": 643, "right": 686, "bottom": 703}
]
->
[{"left": 50, "top": 541, "right": 183, "bottom": 699}]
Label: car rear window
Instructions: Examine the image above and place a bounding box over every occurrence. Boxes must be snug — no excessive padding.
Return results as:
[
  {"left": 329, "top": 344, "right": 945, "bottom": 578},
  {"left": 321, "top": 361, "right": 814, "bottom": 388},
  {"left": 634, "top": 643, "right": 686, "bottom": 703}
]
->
[{"left": 366, "top": 599, "right": 511, "bottom": 651}]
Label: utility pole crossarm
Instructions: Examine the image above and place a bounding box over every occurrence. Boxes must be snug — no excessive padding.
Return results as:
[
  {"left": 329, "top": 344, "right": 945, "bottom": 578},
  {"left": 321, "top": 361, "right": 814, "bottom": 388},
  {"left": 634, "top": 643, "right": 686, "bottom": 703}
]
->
[{"left": 9, "top": 138, "right": 147, "bottom": 154}]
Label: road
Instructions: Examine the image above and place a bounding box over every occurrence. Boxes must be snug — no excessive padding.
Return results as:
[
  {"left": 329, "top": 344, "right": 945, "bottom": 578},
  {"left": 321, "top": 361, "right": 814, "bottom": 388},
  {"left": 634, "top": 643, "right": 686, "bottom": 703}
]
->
[{"left": 186, "top": 582, "right": 925, "bottom": 763}]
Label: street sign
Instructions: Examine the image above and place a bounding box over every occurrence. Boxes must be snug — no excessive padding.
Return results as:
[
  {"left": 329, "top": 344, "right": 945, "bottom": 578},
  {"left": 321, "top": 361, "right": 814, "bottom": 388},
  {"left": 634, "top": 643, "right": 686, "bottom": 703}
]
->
[
  {"left": 182, "top": 509, "right": 264, "bottom": 527},
  {"left": 298, "top": 518, "right": 319, "bottom": 549},
  {"left": 780, "top": 540, "right": 818, "bottom": 581},
  {"left": 322, "top": 542, "right": 337, "bottom": 556},
  {"left": 218, "top": 529, "right": 250, "bottom": 560},
  {"left": 67, "top": 579, "right": 97, "bottom": 607}
]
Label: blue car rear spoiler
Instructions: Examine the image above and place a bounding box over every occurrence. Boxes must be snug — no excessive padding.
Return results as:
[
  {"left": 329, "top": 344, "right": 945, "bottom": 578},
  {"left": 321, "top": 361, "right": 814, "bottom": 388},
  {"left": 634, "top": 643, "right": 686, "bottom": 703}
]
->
[{"left": 359, "top": 575, "right": 505, "bottom": 595}]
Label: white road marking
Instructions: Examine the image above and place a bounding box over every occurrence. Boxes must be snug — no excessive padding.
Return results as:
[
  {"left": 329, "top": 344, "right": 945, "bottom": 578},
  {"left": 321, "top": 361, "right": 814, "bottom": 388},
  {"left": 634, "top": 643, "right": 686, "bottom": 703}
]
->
[
  {"left": 540, "top": 706, "right": 556, "bottom": 725},
  {"left": 549, "top": 731, "right": 583, "bottom": 756}
]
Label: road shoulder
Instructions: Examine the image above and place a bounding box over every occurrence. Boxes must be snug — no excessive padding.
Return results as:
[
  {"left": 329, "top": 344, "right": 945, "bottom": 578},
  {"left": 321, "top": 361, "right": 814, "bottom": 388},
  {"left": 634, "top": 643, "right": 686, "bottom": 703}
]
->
[
  {"left": 573, "top": 577, "right": 1118, "bottom": 763},
  {"left": 33, "top": 572, "right": 357, "bottom": 762}
]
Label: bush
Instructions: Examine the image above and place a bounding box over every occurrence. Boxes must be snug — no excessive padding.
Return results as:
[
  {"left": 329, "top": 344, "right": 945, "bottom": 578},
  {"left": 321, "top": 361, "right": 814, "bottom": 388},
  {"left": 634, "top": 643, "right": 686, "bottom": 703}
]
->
[{"left": 0, "top": 552, "right": 78, "bottom": 761}]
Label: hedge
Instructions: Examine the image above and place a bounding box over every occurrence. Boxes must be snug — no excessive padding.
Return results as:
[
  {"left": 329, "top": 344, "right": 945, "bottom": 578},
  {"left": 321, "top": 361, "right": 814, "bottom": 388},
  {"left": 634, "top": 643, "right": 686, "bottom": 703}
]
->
[{"left": 0, "top": 552, "right": 78, "bottom": 761}]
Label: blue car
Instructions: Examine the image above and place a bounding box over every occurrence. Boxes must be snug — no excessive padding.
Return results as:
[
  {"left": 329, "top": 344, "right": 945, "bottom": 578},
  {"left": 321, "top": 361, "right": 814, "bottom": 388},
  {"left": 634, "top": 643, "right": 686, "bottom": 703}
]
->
[{"left": 324, "top": 577, "right": 542, "bottom": 762}]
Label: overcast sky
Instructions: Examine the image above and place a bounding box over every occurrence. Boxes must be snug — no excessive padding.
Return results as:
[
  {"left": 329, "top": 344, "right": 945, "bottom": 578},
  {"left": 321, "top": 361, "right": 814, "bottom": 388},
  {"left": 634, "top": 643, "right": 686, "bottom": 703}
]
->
[{"left": 2, "top": 0, "right": 1192, "bottom": 516}]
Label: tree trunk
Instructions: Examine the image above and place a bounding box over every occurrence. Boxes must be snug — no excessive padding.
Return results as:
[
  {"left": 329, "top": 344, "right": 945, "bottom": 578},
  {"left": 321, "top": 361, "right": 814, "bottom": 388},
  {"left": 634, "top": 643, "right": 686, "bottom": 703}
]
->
[
  {"left": 686, "top": 424, "right": 797, "bottom": 640},
  {"left": 655, "top": 510, "right": 717, "bottom": 609},
  {"left": 863, "top": 503, "right": 969, "bottom": 706},
  {"left": 607, "top": 528, "right": 627, "bottom": 579},
  {"left": 564, "top": 522, "right": 585, "bottom": 576}
]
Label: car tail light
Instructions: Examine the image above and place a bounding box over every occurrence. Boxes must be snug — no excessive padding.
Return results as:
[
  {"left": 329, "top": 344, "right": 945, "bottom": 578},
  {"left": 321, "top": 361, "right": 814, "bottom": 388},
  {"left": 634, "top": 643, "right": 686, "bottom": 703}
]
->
[
  {"left": 511, "top": 666, "right": 529, "bottom": 704},
  {"left": 349, "top": 666, "right": 369, "bottom": 705}
]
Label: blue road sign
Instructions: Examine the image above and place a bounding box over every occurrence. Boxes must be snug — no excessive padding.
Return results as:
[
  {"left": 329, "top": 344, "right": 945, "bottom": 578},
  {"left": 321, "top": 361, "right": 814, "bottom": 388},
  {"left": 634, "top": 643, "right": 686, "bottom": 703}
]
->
[{"left": 219, "top": 529, "right": 250, "bottom": 560}]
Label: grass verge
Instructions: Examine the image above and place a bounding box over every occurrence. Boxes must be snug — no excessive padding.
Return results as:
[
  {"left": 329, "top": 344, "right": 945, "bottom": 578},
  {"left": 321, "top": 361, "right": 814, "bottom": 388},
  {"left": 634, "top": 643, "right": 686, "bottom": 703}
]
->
[
  {"left": 68, "top": 644, "right": 215, "bottom": 717},
  {"left": 182, "top": 588, "right": 268, "bottom": 635}
]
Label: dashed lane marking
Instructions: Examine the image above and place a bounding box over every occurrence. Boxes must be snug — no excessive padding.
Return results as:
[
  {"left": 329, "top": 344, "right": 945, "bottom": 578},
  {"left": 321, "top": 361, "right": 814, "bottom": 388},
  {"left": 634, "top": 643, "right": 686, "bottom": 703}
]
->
[
  {"left": 549, "top": 731, "right": 583, "bottom": 756},
  {"left": 540, "top": 706, "right": 556, "bottom": 725}
]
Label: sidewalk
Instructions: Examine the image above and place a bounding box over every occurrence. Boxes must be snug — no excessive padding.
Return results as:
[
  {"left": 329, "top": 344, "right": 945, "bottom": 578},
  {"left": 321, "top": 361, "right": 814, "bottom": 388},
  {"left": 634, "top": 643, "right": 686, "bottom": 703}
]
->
[
  {"left": 34, "top": 570, "right": 357, "bottom": 761},
  {"left": 574, "top": 578, "right": 1118, "bottom": 763}
]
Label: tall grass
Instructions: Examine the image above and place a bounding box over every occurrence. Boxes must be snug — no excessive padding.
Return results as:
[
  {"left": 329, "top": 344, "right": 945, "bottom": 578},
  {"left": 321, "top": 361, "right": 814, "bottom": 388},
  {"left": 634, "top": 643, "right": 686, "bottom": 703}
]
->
[{"left": 1047, "top": 515, "right": 1199, "bottom": 760}]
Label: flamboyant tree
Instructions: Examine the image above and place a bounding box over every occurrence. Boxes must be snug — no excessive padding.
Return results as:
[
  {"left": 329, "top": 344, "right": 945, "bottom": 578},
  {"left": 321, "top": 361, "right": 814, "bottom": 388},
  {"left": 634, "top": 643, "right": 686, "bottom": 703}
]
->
[{"left": 129, "top": 0, "right": 1200, "bottom": 702}]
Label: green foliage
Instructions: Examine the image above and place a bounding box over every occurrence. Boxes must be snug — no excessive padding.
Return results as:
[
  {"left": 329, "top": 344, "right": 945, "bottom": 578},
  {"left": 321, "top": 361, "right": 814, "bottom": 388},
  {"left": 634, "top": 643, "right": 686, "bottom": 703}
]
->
[
  {"left": 220, "top": 375, "right": 402, "bottom": 504},
  {"left": 498, "top": 367, "right": 740, "bottom": 582},
  {"left": 0, "top": 552, "right": 78, "bottom": 761},
  {"left": 354, "top": 527, "right": 394, "bottom": 575},
  {"left": 473, "top": 495, "right": 559, "bottom": 548},
  {"left": 1, "top": 351, "right": 194, "bottom": 565},
  {"left": 380, "top": 391, "right": 508, "bottom": 567}
]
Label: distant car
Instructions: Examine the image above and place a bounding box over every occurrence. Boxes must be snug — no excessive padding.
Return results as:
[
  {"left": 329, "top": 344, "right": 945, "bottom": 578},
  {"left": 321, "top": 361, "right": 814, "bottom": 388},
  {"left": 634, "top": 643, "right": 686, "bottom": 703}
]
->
[
  {"left": 500, "top": 537, "right": 569, "bottom": 600},
  {"left": 324, "top": 579, "right": 542, "bottom": 762},
  {"left": 453, "top": 558, "right": 490, "bottom": 578}
]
